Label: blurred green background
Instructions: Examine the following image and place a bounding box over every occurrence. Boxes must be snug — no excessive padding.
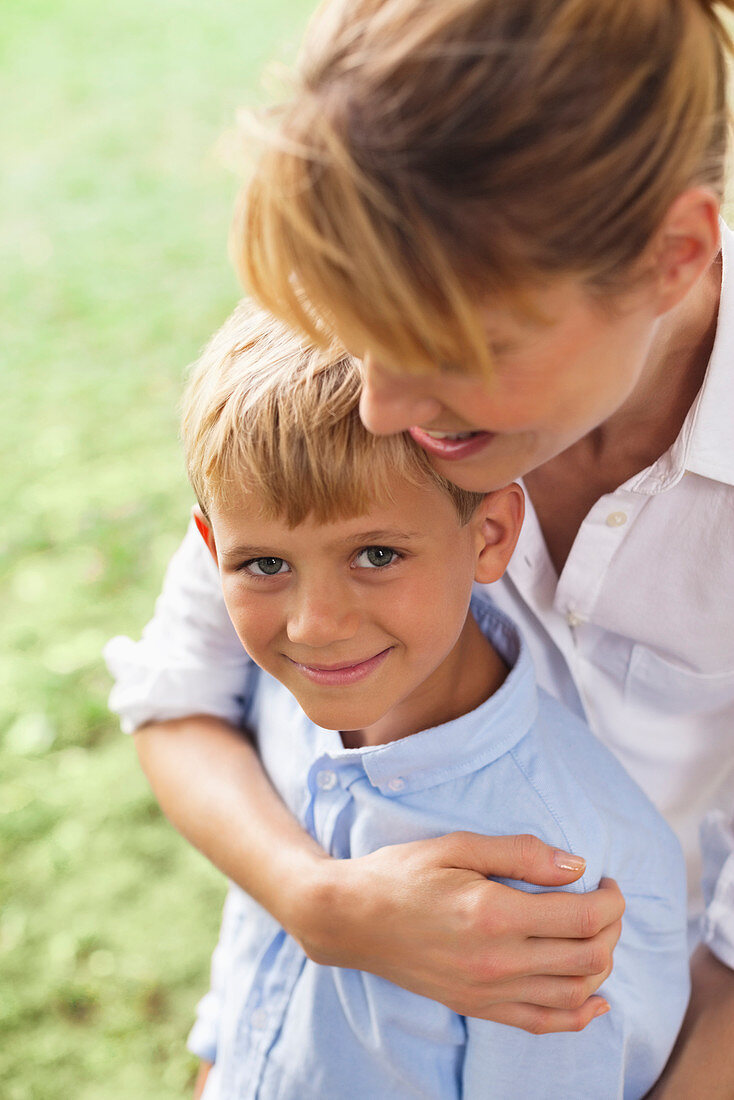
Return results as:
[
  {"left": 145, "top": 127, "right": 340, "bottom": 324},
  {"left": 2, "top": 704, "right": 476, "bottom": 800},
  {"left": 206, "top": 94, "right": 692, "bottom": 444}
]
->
[
  {"left": 4, "top": 3, "right": 733, "bottom": 1098},
  {"left": 1, "top": 1, "right": 312, "bottom": 1096}
]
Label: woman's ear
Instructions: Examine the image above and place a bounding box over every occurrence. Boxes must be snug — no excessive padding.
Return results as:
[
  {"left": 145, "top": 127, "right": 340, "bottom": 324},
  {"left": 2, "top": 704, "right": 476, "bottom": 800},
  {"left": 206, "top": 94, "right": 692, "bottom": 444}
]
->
[
  {"left": 472, "top": 483, "right": 525, "bottom": 584},
  {"left": 648, "top": 187, "right": 721, "bottom": 316},
  {"left": 193, "top": 504, "right": 219, "bottom": 566}
]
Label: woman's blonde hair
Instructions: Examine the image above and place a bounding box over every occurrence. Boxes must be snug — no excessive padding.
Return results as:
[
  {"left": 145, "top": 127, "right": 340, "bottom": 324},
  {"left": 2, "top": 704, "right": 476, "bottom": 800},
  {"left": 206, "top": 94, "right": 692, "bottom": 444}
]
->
[
  {"left": 235, "top": 0, "right": 733, "bottom": 376},
  {"left": 182, "top": 299, "right": 485, "bottom": 526}
]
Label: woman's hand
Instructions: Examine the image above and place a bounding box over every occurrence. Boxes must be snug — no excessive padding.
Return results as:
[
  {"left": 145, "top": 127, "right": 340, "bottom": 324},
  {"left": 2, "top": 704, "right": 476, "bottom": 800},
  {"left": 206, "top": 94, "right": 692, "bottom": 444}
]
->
[
  {"left": 292, "top": 830, "right": 623, "bottom": 1033},
  {"left": 136, "top": 719, "right": 622, "bottom": 1034}
]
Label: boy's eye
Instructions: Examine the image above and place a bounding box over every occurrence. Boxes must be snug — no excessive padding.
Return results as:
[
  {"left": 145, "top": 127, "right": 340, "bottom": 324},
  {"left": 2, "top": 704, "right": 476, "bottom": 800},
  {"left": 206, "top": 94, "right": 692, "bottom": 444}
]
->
[
  {"left": 355, "top": 546, "right": 399, "bottom": 569},
  {"left": 245, "top": 557, "right": 290, "bottom": 576}
]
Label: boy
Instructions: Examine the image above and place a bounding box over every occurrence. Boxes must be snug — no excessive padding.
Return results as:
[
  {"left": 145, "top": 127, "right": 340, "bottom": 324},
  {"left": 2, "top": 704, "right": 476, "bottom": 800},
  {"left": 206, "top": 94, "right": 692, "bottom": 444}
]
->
[{"left": 150, "top": 301, "right": 690, "bottom": 1098}]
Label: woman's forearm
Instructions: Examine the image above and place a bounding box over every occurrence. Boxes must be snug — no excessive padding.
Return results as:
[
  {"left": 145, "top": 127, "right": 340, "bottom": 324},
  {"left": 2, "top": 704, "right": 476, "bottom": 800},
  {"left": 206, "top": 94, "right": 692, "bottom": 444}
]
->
[
  {"left": 134, "top": 715, "right": 622, "bottom": 1032},
  {"left": 134, "top": 716, "right": 330, "bottom": 939},
  {"left": 647, "top": 945, "right": 734, "bottom": 1098}
]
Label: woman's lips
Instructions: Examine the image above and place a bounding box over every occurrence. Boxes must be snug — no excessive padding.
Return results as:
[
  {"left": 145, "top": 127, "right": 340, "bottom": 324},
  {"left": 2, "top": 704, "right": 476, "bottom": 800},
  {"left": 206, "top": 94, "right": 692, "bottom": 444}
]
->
[
  {"left": 408, "top": 426, "right": 494, "bottom": 460},
  {"left": 288, "top": 647, "right": 392, "bottom": 686}
]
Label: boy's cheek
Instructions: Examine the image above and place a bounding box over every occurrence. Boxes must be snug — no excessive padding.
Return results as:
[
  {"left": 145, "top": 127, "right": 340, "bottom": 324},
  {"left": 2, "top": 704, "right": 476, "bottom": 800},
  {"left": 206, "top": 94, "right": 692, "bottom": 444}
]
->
[
  {"left": 220, "top": 590, "right": 266, "bottom": 644},
  {"left": 222, "top": 605, "right": 270, "bottom": 665}
]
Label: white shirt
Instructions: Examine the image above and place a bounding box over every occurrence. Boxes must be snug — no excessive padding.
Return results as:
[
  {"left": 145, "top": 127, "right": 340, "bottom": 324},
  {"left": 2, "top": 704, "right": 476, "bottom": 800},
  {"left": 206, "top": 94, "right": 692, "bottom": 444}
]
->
[
  {"left": 104, "top": 222, "right": 734, "bottom": 968},
  {"left": 488, "top": 222, "right": 734, "bottom": 955}
]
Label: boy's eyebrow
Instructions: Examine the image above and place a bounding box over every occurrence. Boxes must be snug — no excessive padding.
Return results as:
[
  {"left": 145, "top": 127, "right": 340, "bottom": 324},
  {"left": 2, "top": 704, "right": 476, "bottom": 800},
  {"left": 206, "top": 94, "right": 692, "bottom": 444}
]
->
[
  {"left": 336, "top": 528, "right": 424, "bottom": 545},
  {"left": 219, "top": 544, "right": 280, "bottom": 564}
]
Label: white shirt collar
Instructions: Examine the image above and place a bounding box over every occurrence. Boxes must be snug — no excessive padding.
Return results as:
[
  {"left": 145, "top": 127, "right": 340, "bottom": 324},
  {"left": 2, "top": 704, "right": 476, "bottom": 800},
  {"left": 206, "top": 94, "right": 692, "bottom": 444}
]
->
[{"left": 684, "top": 218, "right": 734, "bottom": 486}]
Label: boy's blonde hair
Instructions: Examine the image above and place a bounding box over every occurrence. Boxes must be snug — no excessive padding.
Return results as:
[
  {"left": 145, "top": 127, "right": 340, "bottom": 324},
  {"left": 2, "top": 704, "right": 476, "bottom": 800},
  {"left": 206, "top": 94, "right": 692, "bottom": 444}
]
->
[
  {"left": 182, "top": 300, "right": 485, "bottom": 526},
  {"left": 235, "top": 0, "right": 733, "bottom": 377}
]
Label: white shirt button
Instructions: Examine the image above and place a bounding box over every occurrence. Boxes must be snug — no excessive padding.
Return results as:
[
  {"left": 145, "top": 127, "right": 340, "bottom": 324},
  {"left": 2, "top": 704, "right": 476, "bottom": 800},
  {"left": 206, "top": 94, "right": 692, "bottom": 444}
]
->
[
  {"left": 387, "top": 777, "right": 405, "bottom": 792},
  {"left": 251, "top": 1008, "right": 268, "bottom": 1029},
  {"left": 316, "top": 769, "right": 337, "bottom": 791},
  {"left": 566, "top": 610, "right": 584, "bottom": 628},
  {"left": 606, "top": 511, "right": 628, "bottom": 528}
]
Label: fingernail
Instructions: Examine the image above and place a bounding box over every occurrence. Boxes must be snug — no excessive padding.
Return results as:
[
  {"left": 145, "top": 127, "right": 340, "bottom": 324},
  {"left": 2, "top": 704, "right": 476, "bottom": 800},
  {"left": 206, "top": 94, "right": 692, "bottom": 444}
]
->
[
  {"left": 553, "top": 849, "right": 586, "bottom": 872},
  {"left": 593, "top": 1001, "right": 610, "bottom": 1019}
]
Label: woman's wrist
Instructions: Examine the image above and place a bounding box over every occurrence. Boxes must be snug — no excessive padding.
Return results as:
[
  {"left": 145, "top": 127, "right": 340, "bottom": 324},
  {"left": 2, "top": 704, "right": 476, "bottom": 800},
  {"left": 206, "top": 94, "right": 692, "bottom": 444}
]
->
[{"left": 278, "top": 849, "right": 350, "bottom": 963}]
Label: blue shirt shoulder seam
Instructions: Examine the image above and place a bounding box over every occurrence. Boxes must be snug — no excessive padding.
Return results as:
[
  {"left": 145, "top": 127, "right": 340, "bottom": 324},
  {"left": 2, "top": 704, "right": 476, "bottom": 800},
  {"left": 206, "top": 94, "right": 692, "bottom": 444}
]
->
[{"left": 507, "top": 745, "right": 594, "bottom": 893}]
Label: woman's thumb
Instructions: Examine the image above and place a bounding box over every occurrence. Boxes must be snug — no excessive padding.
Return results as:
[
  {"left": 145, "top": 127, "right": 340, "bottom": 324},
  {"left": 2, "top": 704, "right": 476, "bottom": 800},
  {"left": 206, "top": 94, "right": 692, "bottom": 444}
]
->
[{"left": 444, "top": 831, "right": 587, "bottom": 886}]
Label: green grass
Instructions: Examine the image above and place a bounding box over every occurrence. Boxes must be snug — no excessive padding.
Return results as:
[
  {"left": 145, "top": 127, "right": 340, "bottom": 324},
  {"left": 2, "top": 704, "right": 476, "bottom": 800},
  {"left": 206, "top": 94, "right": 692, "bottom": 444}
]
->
[
  {"left": 6, "top": 5, "right": 734, "bottom": 1097},
  {"left": 0, "top": 1, "right": 313, "bottom": 1095}
]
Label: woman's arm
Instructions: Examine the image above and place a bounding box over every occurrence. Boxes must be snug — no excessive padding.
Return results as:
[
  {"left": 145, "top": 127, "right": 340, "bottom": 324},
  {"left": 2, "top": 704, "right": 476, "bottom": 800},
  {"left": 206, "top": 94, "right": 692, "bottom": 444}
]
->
[
  {"left": 647, "top": 813, "right": 734, "bottom": 1095},
  {"left": 646, "top": 947, "right": 734, "bottom": 1098},
  {"left": 135, "top": 714, "right": 623, "bottom": 1032}
]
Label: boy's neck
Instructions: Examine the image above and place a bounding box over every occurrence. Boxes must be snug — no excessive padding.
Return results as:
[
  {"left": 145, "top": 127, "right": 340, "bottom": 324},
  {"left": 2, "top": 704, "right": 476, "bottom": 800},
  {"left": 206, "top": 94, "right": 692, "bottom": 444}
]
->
[{"left": 340, "top": 612, "right": 508, "bottom": 750}]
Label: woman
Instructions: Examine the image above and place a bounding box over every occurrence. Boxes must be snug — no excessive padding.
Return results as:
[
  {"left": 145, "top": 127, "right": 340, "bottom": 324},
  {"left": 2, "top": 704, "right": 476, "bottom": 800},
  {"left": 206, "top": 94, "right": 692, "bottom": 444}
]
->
[{"left": 107, "top": 0, "right": 734, "bottom": 1092}]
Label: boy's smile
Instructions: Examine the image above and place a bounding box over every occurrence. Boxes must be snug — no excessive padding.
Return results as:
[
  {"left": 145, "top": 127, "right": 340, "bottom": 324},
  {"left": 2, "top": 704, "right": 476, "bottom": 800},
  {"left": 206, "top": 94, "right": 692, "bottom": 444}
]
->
[
  {"left": 287, "top": 646, "right": 393, "bottom": 687},
  {"left": 198, "top": 477, "right": 522, "bottom": 747}
]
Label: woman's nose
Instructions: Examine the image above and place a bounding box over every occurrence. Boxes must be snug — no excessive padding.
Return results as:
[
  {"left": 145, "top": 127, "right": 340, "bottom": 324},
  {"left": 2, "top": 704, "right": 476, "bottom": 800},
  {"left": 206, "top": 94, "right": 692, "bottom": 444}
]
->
[{"left": 359, "top": 355, "right": 444, "bottom": 435}]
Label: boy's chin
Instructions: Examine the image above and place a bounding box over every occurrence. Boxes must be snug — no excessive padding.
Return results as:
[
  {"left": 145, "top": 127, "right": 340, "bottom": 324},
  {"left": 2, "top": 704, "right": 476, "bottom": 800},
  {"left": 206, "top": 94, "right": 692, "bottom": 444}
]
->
[{"left": 297, "top": 700, "right": 383, "bottom": 736}]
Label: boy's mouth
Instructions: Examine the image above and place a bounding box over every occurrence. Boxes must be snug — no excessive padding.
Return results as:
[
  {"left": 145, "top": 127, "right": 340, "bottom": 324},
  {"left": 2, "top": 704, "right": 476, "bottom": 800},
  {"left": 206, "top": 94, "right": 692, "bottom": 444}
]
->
[
  {"left": 288, "top": 647, "right": 393, "bottom": 686},
  {"left": 409, "top": 426, "right": 494, "bottom": 460}
]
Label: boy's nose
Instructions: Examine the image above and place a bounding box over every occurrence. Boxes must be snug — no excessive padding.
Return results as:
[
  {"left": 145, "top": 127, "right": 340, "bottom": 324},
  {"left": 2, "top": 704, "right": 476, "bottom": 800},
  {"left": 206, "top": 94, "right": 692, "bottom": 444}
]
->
[
  {"left": 359, "top": 355, "right": 444, "bottom": 436},
  {"left": 286, "top": 586, "right": 360, "bottom": 649}
]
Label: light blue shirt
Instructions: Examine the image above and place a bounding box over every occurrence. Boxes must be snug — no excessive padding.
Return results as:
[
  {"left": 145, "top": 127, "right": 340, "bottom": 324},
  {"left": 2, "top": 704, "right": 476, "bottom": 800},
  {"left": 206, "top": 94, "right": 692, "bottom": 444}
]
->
[{"left": 189, "top": 597, "right": 689, "bottom": 1100}]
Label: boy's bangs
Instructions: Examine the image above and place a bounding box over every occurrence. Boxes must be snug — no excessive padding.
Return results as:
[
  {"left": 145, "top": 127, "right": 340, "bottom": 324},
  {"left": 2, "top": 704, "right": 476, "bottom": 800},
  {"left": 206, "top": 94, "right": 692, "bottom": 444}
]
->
[
  {"left": 215, "top": 402, "right": 458, "bottom": 528},
  {"left": 184, "top": 300, "right": 484, "bottom": 529}
]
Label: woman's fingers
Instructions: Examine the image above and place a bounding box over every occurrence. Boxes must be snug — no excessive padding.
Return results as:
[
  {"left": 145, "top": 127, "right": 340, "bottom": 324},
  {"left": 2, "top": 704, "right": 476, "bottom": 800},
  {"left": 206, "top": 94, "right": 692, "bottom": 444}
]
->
[
  {"left": 517, "top": 877, "right": 625, "bottom": 939},
  {"left": 445, "top": 920, "right": 620, "bottom": 1017},
  {"left": 314, "top": 833, "right": 626, "bottom": 1034},
  {"left": 438, "top": 831, "right": 625, "bottom": 939},
  {"left": 463, "top": 872, "right": 624, "bottom": 943},
  {"left": 467, "top": 918, "right": 622, "bottom": 988},
  {"left": 479, "top": 958, "right": 614, "bottom": 1011},
  {"left": 525, "top": 917, "right": 623, "bottom": 977},
  {"left": 476, "top": 996, "right": 611, "bottom": 1035},
  {"left": 437, "top": 830, "right": 590, "bottom": 887}
]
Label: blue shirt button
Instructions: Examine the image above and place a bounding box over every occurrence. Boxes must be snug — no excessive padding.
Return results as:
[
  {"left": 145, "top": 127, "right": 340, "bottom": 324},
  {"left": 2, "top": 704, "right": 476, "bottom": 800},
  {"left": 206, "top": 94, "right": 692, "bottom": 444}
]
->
[{"left": 316, "top": 769, "right": 337, "bottom": 791}]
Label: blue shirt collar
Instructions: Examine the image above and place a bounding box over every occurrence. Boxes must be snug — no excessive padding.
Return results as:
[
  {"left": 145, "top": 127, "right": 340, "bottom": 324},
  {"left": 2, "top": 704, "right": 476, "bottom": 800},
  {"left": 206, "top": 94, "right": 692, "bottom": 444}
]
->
[{"left": 316, "top": 596, "right": 538, "bottom": 796}]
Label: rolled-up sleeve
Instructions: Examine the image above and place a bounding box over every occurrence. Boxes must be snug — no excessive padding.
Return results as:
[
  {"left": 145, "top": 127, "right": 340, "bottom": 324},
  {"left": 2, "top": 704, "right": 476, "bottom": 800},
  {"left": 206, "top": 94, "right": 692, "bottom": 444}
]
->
[
  {"left": 699, "top": 809, "right": 734, "bottom": 969},
  {"left": 104, "top": 520, "right": 251, "bottom": 733}
]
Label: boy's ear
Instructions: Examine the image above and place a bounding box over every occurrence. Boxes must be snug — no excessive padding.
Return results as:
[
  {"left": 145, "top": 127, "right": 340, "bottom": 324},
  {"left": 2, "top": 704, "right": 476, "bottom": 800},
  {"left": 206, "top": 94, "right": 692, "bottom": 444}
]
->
[
  {"left": 193, "top": 504, "right": 218, "bottom": 566},
  {"left": 472, "top": 483, "right": 525, "bottom": 585}
]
